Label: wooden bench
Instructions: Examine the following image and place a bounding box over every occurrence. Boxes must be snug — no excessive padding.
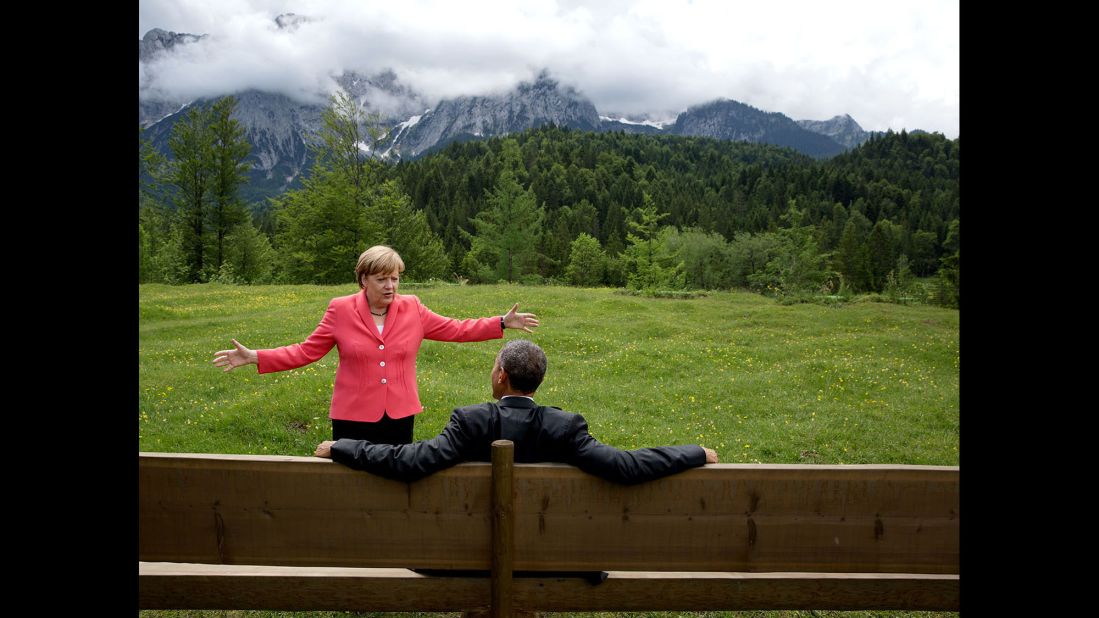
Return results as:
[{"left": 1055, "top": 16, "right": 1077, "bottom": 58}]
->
[{"left": 140, "top": 442, "right": 959, "bottom": 614}]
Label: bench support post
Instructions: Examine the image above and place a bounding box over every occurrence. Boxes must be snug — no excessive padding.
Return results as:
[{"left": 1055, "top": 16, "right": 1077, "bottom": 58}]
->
[{"left": 491, "top": 440, "right": 515, "bottom": 618}]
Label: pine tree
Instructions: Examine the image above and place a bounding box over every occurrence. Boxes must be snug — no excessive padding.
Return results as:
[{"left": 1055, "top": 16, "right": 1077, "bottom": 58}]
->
[
  {"left": 834, "top": 210, "right": 873, "bottom": 292},
  {"left": 867, "top": 219, "right": 898, "bottom": 291},
  {"left": 623, "top": 194, "right": 680, "bottom": 291},
  {"left": 910, "top": 230, "right": 939, "bottom": 276},
  {"left": 140, "top": 128, "right": 172, "bottom": 282},
  {"left": 462, "top": 170, "right": 544, "bottom": 283},
  {"left": 537, "top": 209, "right": 571, "bottom": 279},
  {"left": 207, "top": 97, "right": 252, "bottom": 273},
  {"left": 602, "top": 201, "right": 626, "bottom": 247},
  {"left": 273, "top": 168, "right": 365, "bottom": 284},
  {"left": 223, "top": 223, "right": 275, "bottom": 283},
  {"left": 365, "top": 180, "right": 450, "bottom": 281},
  {"left": 167, "top": 104, "right": 215, "bottom": 282},
  {"left": 935, "top": 219, "right": 959, "bottom": 307},
  {"left": 821, "top": 202, "right": 847, "bottom": 252}
]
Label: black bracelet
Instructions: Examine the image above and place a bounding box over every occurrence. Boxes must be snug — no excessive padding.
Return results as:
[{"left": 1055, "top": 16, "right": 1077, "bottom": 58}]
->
[{"left": 500, "top": 316, "right": 506, "bottom": 331}]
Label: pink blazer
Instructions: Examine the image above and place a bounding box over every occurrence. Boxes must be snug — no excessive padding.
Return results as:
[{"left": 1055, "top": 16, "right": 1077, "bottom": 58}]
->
[{"left": 257, "top": 292, "right": 503, "bottom": 422}]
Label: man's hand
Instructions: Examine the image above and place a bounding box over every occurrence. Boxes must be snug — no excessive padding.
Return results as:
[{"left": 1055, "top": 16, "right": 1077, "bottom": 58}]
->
[
  {"left": 703, "top": 447, "right": 719, "bottom": 464},
  {"left": 315, "top": 441, "right": 336, "bottom": 458}
]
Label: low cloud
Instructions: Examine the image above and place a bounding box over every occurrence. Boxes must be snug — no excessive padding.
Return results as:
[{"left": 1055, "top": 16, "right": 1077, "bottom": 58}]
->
[{"left": 139, "top": 0, "right": 959, "bottom": 136}]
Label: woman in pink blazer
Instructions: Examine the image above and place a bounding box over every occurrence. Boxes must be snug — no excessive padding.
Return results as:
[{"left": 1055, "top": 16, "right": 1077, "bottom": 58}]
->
[{"left": 213, "top": 245, "right": 539, "bottom": 443}]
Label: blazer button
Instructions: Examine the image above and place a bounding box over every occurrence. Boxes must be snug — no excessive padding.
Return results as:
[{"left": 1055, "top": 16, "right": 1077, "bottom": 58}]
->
[
  {"left": 378, "top": 344, "right": 384, "bottom": 350},
  {"left": 381, "top": 378, "right": 387, "bottom": 384},
  {"left": 379, "top": 361, "right": 386, "bottom": 367}
]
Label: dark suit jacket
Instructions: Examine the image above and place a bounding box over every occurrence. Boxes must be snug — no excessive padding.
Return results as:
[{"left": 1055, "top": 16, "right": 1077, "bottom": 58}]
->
[{"left": 331, "top": 395, "right": 706, "bottom": 484}]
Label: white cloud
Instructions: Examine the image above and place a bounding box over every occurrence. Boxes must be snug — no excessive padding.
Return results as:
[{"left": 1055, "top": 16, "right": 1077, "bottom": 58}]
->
[{"left": 139, "top": 0, "right": 959, "bottom": 136}]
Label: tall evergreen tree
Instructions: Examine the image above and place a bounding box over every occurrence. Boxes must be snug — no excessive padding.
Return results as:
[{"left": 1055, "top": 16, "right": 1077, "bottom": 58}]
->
[
  {"left": 909, "top": 230, "right": 939, "bottom": 276},
  {"left": 207, "top": 97, "right": 252, "bottom": 273},
  {"left": 140, "top": 128, "right": 172, "bottom": 283},
  {"left": 365, "top": 179, "right": 450, "bottom": 281},
  {"left": 867, "top": 219, "right": 899, "bottom": 291},
  {"left": 623, "top": 194, "right": 680, "bottom": 291},
  {"left": 222, "top": 223, "right": 275, "bottom": 283},
  {"left": 462, "top": 169, "right": 544, "bottom": 283},
  {"left": 537, "top": 209, "right": 571, "bottom": 279},
  {"left": 273, "top": 168, "right": 365, "bottom": 283},
  {"left": 167, "top": 104, "right": 215, "bottom": 281},
  {"left": 834, "top": 210, "right": 873, "bottom": 292},
  {"left": 498, "top": 137, "right": 528, "bottom": 183},
  {"left": 936, "top": 218, "right": 959, "bottom": 307},
  {"left": 602, "top": 201, "right": 627, "bottom": 247},
  {"left": 568, "top": 198, "right": 600, "bottom": 239},
  {"left": 821, "top": 202, "right": 848, "bottom": 253}
]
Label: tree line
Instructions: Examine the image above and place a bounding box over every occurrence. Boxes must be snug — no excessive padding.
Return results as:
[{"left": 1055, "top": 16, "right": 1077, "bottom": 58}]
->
[
  {"left": 139, "top": 95, "right": 959, "bottom": 308},
  {"left": 140, "top": 97, "right": 269, "bottom": 284}
]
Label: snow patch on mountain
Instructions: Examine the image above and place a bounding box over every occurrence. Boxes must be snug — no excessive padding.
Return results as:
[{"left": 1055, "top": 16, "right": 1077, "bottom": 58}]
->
[{"left": 599, "top": 115, "right": 674, "bottom": 130}]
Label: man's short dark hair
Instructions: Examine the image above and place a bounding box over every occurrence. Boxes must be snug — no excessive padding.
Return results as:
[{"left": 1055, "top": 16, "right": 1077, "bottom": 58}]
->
[{"left": 498, "top": 339, "right": 547, "bottom": 393}]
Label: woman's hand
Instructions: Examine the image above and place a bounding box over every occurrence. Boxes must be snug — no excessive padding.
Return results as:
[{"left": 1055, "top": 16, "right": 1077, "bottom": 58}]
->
[
  {"left": 213, "top": 338, "right": 259, "bottom": 372},
  {"left": 502, "top": 303, "right": 540, "bottom": 333}
]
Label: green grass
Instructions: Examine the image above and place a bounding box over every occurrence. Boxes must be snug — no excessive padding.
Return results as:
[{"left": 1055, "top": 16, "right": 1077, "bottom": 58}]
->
[
  {"left": 140, "top": 283, "right": 958, "bottom": 466},
  {"left": 139, "top": 282, "right": 959, "bottom": 618}
]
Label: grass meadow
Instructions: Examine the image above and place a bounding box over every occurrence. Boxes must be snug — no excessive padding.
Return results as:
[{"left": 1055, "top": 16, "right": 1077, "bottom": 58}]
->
[{"left": 139, "top": 282, "right": 959, "bottom": 618}]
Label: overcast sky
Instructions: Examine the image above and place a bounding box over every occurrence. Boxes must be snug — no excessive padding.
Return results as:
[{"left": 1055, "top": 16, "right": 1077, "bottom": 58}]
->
[{"left": 139, "top": 0, "right": 959, "bottom": 137}]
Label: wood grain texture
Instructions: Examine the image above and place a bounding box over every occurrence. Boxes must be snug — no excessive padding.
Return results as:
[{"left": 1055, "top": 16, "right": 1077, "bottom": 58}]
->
[
  {"left": 509, "top": 463, "right": 959, "bottom": 572},
  {"left": 140, "top": 454, "right": 958, "bottom": 573},
  {"left": 140, "top": 452, "right": 494, "bottom": 568},
  {"left": 510, "top": 571, "right": 960, "bottom": 611},
  {"left": 139, "top": 562, "right": 489, "bottom": 611},
  {"left": 490, "top": 440, "right": 514, "bottom": 618},
  {"left": 139, "top": 563, "right": 959, "bottom": 611}
]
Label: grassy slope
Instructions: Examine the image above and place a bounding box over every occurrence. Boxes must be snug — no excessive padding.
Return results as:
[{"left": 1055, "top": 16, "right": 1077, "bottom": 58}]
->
[
  {"left": 140, "top": 283, "right": 958, "bottom": 465},
  {"left": 139, "top": 283, "right": 959, "bottom": 618}
]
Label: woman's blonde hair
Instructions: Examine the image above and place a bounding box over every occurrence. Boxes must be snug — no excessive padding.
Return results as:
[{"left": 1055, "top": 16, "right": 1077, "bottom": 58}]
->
[{"left": 355, "top": 245, "right": 405, "bottom": 288}]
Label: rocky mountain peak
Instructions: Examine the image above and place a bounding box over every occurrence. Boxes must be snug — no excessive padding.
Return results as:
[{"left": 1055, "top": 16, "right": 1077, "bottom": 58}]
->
[
  {"left": 671, "top": 98, "right": 845, "bottom": 158},
  {"left": 796, "top": 114, "right": 873, "bottom": 149},
  {"left": 139, "top": 28, "right": 206, "bottom": 62},
  {"left": 381, "top": 70, "right": 600, "bottom": 159},
  {"left": 333, "top": 70, "right": 428, "bottom": 126}
]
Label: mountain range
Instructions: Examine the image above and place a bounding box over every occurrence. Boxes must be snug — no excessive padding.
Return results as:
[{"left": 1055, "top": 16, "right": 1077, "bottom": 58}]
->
[{"left": 139, "top": 23, "right": 883, "bottom": 204}]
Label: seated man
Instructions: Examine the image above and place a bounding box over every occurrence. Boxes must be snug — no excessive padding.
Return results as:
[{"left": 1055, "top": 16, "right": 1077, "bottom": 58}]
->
[{"left": 314, "top": 339, "right": 718, "bottom": 483}]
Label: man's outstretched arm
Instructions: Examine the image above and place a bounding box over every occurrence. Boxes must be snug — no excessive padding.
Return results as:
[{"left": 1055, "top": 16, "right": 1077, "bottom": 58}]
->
[
  {"left": 564, "top": 414, "right": 717, "bottom": 484},
  {"left": 315, "top": 411, "right": 474, "bottom": 482}
]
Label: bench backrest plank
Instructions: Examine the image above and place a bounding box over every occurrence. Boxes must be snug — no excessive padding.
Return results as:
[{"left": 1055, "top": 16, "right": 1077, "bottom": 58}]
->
[
  {"left": 140, "top": 453, "right": 494, "bottom": 569},
  {"left": 140, "top": 453, "right": 958, "bottom": 573},
  {"left": 511, "top": 464, "right": 958, "bottom": 572}
]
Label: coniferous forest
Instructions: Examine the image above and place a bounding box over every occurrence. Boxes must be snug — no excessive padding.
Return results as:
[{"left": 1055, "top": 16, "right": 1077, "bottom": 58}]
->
[{"left": 140, "top": 95, "right": 959, "bottom": 308}]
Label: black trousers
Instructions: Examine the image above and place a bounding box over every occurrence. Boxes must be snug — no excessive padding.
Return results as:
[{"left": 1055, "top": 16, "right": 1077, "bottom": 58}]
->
[{"left": 332, "top": 413, "right": 415, "bottom": 444}]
